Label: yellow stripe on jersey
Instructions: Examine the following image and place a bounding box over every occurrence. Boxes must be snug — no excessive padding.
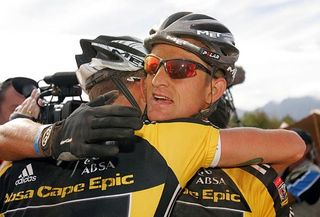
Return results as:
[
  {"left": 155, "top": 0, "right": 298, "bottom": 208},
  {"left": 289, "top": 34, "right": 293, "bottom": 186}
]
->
[
  {"left": 130, "top": 184, "right": 164, "bottom": 217},
  {"left": 0, "top": 161, "right": 12, "bottom": 177},
  {"left": 223, "top": 168, "right": 276, "bottom": 217},
  {"left": 135, "top": 122, "right": 219, "bottom": 188}
]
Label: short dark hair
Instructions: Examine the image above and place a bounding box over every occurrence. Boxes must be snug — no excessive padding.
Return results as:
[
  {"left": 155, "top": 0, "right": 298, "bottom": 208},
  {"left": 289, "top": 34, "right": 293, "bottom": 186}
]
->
[
  {"left": 0, "top": 78, "right": 13, "bottom": 103},
  {"left": 88, "top": 68, "right": 145, "bottom": 100}
]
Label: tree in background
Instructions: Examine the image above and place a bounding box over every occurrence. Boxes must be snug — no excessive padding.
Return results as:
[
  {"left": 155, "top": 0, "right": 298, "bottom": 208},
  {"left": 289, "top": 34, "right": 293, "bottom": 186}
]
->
[
  {"left": 282, "top": 115, "right": 295, "bottom": 126},
  {"left": 237, "top": 110, "right": 295, "bottom": 129},
  {"left": 220, "top": 65, "right": 296, "bottom": 129}
]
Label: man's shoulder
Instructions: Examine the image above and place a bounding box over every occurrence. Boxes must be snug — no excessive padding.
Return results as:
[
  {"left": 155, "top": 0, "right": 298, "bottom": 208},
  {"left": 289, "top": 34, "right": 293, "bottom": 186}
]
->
[
  {"left": 191, "top": 165, "right": 279, "bottom": 188},
  {"left": 239, "top": 164, "right": 278, "bottom": 178},
  {"left": 223, "top": 165, "right": 290, "bottom": 211},
  {"left": 220, "top": 164, "right": 279, "bottom": 187},
  {"left": 0, "top": 161, "right": 13, "bottom": 177},
  {"left": 177, "top": 166, "right": 289, "bottom": 215}
]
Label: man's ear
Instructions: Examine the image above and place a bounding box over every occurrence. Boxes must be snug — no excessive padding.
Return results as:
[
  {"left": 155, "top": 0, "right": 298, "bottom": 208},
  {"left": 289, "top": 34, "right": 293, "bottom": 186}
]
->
[{"left": 205, "top": 77, "right": 227, "bottom": 104}]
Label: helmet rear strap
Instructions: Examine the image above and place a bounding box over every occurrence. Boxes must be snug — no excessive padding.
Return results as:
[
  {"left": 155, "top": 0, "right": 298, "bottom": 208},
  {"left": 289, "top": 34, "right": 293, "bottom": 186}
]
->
[{"left": 110, "top": 76, "right": 141, "bottom": 113}]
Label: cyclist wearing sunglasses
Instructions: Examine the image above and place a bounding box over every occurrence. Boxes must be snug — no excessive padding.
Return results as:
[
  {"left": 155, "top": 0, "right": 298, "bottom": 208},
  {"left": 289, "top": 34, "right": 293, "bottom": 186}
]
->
[
  {"left": 142, "top": 12, "right": 303, "bottom": 171},
  {"left": 144, "top": 12, "right": 296, "bottom": 217},
  {"left": 1, "top": 14, "right": 304, "bottom": 217}
]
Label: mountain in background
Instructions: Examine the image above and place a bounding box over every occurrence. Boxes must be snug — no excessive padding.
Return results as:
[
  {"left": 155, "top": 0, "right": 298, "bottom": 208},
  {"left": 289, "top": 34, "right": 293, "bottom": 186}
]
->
[{"left": 249, "top": 96, "right": 320, "bottom": 121}]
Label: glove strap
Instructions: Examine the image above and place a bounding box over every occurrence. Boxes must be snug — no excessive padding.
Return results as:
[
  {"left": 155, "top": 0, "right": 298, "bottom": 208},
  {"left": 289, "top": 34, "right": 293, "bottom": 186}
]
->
[{"left": 34, "top": 124, "right": 52, "bottom": 157}]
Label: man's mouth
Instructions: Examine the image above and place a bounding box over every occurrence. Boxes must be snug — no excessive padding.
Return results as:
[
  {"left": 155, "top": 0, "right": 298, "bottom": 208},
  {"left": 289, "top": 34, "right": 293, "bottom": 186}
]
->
[{"left": 153, "top": 94, "right": 173, "bottom": 102}]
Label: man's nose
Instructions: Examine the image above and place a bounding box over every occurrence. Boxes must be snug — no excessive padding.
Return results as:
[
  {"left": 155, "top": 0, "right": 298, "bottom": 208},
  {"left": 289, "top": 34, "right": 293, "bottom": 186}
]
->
[{"left": 151, "top": 65, "right": 170, "bottom": 87}]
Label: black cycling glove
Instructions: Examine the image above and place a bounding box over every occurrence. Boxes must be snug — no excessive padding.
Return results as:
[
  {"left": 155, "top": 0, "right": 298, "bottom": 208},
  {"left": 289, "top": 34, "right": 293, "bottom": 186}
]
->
[{"left": 38, "top": 90, "right": 142, "bottom": 160}]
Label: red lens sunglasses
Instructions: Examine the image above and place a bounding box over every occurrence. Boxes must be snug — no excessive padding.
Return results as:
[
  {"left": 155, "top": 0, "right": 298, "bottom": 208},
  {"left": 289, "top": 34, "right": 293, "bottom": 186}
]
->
[{"left": 144, "top": 54, "right": 211, "bottom": 79}]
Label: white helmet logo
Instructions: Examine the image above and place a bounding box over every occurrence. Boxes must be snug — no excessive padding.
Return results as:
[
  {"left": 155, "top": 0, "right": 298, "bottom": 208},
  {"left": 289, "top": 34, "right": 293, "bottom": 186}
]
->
[
  {"left": 227, "top": 66, "right": 237, "bottom": 81},
  {"left": 197, "top": 30, "right": 221, "bottom": 38}
]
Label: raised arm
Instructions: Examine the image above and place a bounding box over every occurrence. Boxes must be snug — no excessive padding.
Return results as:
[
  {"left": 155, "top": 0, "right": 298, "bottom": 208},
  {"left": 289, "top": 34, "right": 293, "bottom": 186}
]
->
[
  {"left": 218, "top": 127, "right": 306, "bottom": 173},
  {"left": 0, "top": 89, "right": 42, "bottom": 160}
]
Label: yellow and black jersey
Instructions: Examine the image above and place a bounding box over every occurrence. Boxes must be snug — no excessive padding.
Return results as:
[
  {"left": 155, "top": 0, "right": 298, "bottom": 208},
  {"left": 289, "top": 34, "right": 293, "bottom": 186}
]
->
[
  {"left": 172, "top": 165, "right": 293, "bottom": 217},
  {"left": 0, "top": 119, "right": 220, "bottom": 217}
]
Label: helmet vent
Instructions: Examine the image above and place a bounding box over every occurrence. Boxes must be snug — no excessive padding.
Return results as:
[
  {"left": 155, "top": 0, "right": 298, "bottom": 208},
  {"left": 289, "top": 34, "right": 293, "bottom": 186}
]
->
[
  {"left": 184, "top": 14, "right": 215, "bottom": 21},
  {"left": 220, "top": 46, "right": 238, "bottom": 57},
  {"left": 192, "top": 23, "right": 230, "bottom": 33}
]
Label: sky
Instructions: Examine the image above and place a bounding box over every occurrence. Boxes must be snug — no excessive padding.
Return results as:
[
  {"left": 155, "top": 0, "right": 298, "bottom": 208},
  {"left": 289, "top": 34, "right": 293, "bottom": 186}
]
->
[{"left": 0, "top": 0, "right": 319, "bottom": 110}]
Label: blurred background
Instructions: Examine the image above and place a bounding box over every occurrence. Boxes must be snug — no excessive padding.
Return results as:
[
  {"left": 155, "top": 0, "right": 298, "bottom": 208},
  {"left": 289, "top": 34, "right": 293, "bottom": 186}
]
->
[
  {"left": 1, "top": 1, "right": 320, "bottom": 215},
  {"left": 0, "top": 0, "right": 319, "bottom": 111}
]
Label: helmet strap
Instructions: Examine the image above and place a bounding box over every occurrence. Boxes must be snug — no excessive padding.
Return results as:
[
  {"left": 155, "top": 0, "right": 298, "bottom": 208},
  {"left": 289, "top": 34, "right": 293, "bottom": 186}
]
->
[
  {"left": 194, "top": 73, "right": 219, "bottom": 120},
  {"left": 110, "top": 76, "right": 141, "bottom": 113},
  {"left": 194, "top": 101, "right": 219, "bottom": 120}
]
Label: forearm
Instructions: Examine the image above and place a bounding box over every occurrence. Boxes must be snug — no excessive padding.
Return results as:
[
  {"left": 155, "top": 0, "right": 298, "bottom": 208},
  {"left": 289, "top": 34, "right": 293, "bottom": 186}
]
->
[
  {"left": 0, "top": 119, "right": 41, "bottom": 160},
  {"left": 218, "top": 128, "right": 306, "bottom": 172},
  {"left": 265, "top": 129, "right": 305, "bottom": 173}
]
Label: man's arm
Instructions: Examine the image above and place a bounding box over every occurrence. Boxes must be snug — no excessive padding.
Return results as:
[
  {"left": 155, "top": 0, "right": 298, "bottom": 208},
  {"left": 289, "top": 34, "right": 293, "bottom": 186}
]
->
[
  {"left": 0, "top": 91, "right": 142, "bottom": 161},
  {"left": 218, "top": 128, "right": 306, "bottom": 173},
  {"left": 0, "top": 89, "right": 42, "bottom": 160},
  {"left": 0, "top": 118, "right": 41, "bottom": 160}
]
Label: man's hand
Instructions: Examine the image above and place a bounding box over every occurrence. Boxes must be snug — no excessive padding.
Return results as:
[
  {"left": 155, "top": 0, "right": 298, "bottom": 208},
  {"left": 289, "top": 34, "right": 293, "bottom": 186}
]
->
[
  {"left": 38, "top": 90, "right": 142, "bottom": 160},
  {"left": 9, "top": 89, "right": 42, "bottom": 121}
]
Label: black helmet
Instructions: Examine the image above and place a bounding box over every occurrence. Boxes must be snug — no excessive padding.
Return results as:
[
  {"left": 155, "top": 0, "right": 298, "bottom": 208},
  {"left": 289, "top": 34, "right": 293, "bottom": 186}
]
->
[
  {"left": 145, "top": 12, "right": 239, "bottom": 85},
  {"left": 291, "top": 128, "right": 314, "bottom": 146},
  {"left": 208, "top": 97, "right": 231, "bottom": 129},
  {"left": 76, "top": 35, "right": 148, "bottom": 92},
  {"left": 11, "top": 77, "right": 38, "bottom": 97}
]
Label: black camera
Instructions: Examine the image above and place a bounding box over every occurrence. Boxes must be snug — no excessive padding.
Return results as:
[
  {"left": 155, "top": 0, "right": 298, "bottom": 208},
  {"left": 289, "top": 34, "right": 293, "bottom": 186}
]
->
[{"left": 38, "top": 72, "right": 86, "bottom": 124}]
